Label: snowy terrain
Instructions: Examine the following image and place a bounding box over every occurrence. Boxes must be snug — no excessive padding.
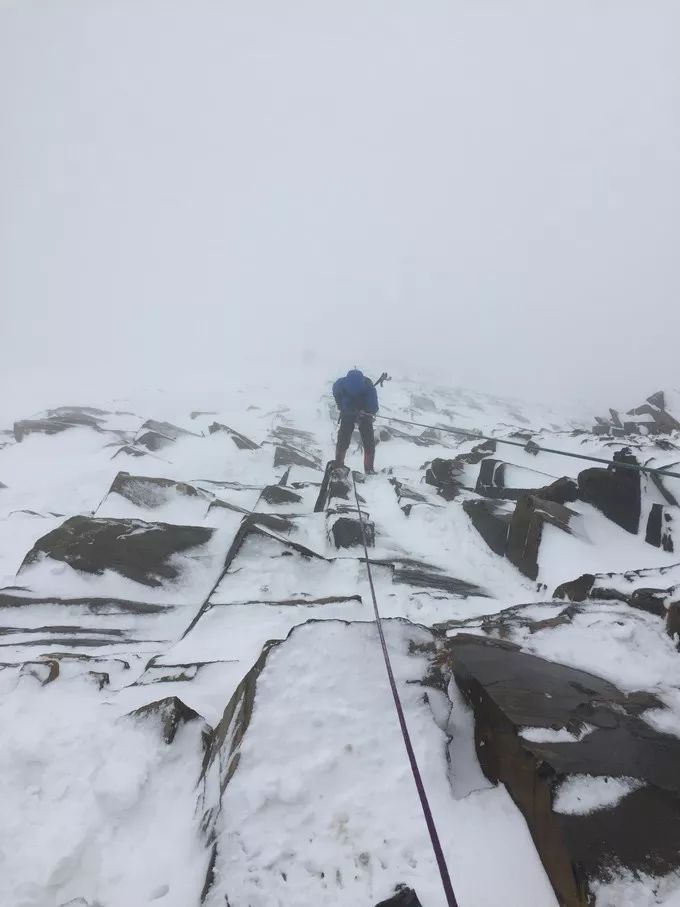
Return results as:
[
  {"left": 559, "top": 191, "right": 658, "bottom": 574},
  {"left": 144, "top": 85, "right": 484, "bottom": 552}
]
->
[{"left": 2, "top": 375, "right": 680, "bottom": 907}]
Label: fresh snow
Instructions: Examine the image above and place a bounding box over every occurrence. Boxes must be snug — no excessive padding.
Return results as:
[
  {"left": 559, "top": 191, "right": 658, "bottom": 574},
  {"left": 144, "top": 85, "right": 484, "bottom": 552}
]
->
[
  {"left": 553, "top": 775, "right": 644, "bottom": 816},
  {"left": 206, "top": 621, "right": 558, "bottom": 907},
  {"left": 1, "top": 376, "right": 680, "bottom": 905}
]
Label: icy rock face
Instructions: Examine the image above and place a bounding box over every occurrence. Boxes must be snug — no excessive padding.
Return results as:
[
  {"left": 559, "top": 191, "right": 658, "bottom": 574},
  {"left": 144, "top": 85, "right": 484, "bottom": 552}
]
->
[{"left": 3, "top": 381, "right": 680, "bottom": 907}]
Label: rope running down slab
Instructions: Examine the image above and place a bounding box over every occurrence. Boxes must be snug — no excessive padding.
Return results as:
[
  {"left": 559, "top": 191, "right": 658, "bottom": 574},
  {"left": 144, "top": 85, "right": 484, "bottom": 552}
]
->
[{"left": 350, "top": 471, "right": 459, "bottom": 907}]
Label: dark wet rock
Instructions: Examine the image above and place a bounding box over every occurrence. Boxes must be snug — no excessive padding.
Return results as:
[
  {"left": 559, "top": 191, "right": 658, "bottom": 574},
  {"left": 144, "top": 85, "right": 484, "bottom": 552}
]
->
[
  {"left": 111, "top": 444, "right": 149, "bottom": 459},
  {"left": 463, "top": 499, "right": 513, "bottom": 557},
  {"left": 215, "top": 593, "right": 362, "bottom": 607},
  {"left": 446, "top": 634, "right": 680, "bottom": 907},
  {"left": 555, "top": 564, "right": 680, "bottom": 616},
  {"left": 554, "top": 574, "right": 596, "bottom": 602},
  {"left": 331, "top": 516, "right": 374, "bottom": 549},
  {"left": 14, "top": 418, "right": 83, "bottom": 442},
  {"left": 273, "top": 445, "right": 321, "bottom": 470},
  {"left": 243, "top": 509, "right": 294, "bottom": 534},
  {"left": 629, "top": 587, "right": 668, "bottom": 618},
  {"left": 457, "top": 439, "right": 497, "bottom": 465},
  {"left": 666, "top": 600, "right": 680, "bottom": 643},
  {"left": 259, "top": 485, "right": 303, "bottom": 506},
  {"left": 578, "top": 448, "right": 641, "bottom": 534},
  {"left": 135, "top": 430, "right": 175, "bottom": 452},
  {"left": 191, "top": 410, "right": 218, "bottom": 420},
  {"left": 314, "top": 462, "right": 353, "bottom": 511},
  {"left": 476, "top": 459, "right": 557, "bottom": 501},
  {"left": 628, "top": 403, "right": 680, "bottom": 434},
  {"left": 203, "top": 640, "right": 280, "bottom": 795},
  {"left": 47, "top": 405, "right": 108, "bottom": 418},
  {"left": 424, "top": 441, "right": 498, "bottom": 500},
  {"left": 19, "top": 516, "right": 214, "bottom": 587},
  {"left": 0, "top": 624, "right": 129, "bottom": 639},
  {"left": 19, "top": 659, "right": 60, "bottom": 685},
  {"left": 208, "top": 422, "right": 259, "bottom": 450},
  {"left": 434, "top": 600, "right": 578, "bottom": 638},
  {"left": 0, "top": 592, "right": 168, "bottom": 614},
  {"left": 646, "top": 503, "right": 675, "bottom": 552},
  {"left": 652, "top": 467, "right": 680, "bottom": 506},
  {"left": 0, "top": 480, "right": 6, "bottom": 489},
  {"left": 539, "top": 477, "right": 579, "bottom": 505},
  {"left": 389, "top": 477, "right": 436, "bottom": 515},
  {"left": 129, "top": 696, "right": 210, "bottom": 746},
  {"left": 13, "top": 408, "right": 110, "bottom": 442},
  {"left": 389, "top": 477, "right": 428, "bottom": 505},
  {"left": 507, "top": 495, "right": 575, "bottom": 581},
  {"left": 375, "top": 885, "right": 423, "bottom": 907},
  {"left": 424, "top": 458, "right": 463, "bottom": 501},
  {"left": 139, "top": 419, "right": 198, "bottom": 440},
  {"left": 392, "top": 565, "right": 487, "bottom": 598},
  {"left": 135, "top": 418, "right": 200, "bottom": 451},
  {"left": 591, "top": 391, "right": 680, "bottom": 436},
  {"left": 0, "top": 634, "right": 135, "bottom": 649},
  {"left": 108, "top": 472, "right": 206, "bottom": 508}
]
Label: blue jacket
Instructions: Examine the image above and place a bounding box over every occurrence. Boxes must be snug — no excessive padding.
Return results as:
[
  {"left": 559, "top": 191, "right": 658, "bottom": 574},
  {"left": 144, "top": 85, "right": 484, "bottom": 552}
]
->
[{"left": 333, "top": 370, "right": 379, "bottom": 417}]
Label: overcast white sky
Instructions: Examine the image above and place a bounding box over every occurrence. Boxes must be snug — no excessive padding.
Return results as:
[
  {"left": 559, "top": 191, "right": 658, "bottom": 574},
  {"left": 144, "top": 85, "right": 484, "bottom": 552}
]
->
[{"left": 2, "top": 0, "right": 679, "bottom": 413}]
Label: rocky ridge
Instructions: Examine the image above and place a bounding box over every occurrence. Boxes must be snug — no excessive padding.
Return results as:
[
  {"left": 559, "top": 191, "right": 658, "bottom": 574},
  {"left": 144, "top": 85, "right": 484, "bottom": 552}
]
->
[{"left": 2, "top": 381, "right": 680, "bottom": 907}]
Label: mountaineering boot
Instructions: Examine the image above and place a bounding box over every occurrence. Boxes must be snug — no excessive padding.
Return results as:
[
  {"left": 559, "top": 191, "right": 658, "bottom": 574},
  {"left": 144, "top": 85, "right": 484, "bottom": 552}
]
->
[{"left": 364, "top": 451, "right": 376, "bottom": 475}]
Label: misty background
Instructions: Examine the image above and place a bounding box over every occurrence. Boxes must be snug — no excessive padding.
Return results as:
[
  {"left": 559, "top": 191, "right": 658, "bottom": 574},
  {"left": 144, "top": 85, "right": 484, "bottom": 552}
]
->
[{"left": 2, "top": 0, "right": 679, "bottom": 416}]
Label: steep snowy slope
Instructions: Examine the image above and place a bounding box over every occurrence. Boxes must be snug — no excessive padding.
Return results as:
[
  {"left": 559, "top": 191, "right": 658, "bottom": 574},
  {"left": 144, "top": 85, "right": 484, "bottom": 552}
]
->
[{"left": 2, "top": 377, "right": 680, "bottom": 907}]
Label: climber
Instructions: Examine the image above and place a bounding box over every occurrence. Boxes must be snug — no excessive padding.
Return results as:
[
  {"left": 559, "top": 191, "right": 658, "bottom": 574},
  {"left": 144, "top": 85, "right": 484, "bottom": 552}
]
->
[{"left": 332, "top": 368, "right": 379, "bottom": 473}]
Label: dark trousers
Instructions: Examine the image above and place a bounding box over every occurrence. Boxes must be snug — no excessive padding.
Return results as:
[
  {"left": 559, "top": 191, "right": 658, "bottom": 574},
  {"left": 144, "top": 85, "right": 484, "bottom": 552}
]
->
[{"left": 336, "top": 414, "right": 375, "bottom": 470}]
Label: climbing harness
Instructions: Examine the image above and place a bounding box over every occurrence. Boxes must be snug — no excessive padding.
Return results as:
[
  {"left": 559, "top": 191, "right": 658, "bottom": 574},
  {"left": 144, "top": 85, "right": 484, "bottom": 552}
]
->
[
  {"left": 365, "top": 413, "right": 680, "bottom": 482},
  {"left": 351, "top": 472, "right": 460, "bottom": 907}
]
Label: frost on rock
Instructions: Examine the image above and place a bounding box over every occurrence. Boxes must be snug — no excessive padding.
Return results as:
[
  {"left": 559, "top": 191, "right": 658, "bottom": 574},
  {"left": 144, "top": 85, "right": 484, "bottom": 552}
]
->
[{"left": 2, "top": 381, "right": 680, "bottom": 906}]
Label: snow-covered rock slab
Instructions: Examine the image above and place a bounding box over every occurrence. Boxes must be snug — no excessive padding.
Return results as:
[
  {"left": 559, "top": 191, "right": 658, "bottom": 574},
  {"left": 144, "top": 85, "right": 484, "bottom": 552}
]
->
[
  {"left": 96, "top": 472, "right": 213, "bottom": 524},
  {"left": 475, "top": 459, "right": 557, "bottom": 500},
  {"left": 16, "top": 515, "right": 234, "bottom": 604},
  {"left": 0, "top": 591, "right": 187, "bottom": 663},
  {"left": 555, "top": 562, "right": 680, "bottom": 616},
  {"left": 209, "top": 530, "right": 377, "bottom": 605},
  {"left": 0, "top": 672, "right": 211, "bottom": 907},
  {"left": 201, "top": 619, "right": 558, "bottom": 907}
]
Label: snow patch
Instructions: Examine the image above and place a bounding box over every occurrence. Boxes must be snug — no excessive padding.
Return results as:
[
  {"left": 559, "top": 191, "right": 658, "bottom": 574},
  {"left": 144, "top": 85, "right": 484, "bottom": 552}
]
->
[{"left": 553, "top": 775, "right": 644, "bottom": 816}]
